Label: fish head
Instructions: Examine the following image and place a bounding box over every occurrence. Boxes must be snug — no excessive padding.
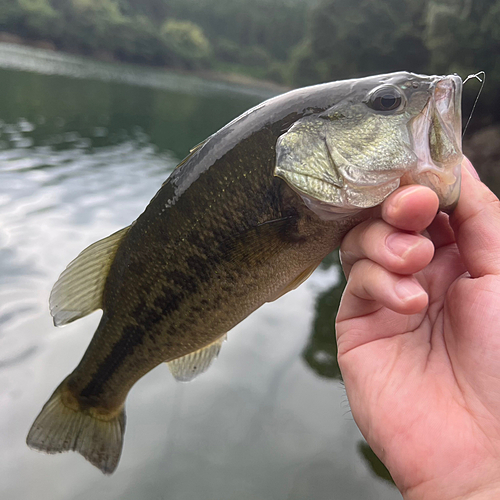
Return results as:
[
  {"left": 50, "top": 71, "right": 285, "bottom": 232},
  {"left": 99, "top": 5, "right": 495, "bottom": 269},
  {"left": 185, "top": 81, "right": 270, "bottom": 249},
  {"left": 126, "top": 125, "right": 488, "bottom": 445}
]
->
[{"left": 275, "top": 72, "right": 463, "bottom": 219}]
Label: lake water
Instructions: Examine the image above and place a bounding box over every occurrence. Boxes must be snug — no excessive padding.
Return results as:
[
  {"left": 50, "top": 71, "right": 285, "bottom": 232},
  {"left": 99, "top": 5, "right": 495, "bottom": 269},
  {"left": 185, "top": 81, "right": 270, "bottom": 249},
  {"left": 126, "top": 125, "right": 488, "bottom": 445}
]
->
[{"left": 0, "top": 43, "right": 400, "bottom": 499}]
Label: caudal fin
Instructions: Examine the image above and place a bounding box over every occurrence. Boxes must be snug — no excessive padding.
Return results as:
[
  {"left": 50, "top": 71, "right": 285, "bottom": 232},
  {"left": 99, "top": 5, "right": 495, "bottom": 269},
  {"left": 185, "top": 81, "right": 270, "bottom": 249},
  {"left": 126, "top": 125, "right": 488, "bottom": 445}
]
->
[{"left": 26, "top": 383, "right": 126, "bottom": 474}]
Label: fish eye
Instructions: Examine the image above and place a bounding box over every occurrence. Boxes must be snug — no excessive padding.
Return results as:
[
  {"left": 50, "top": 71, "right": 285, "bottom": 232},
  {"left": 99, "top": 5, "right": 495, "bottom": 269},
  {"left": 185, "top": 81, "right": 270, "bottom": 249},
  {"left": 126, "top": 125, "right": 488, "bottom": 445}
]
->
[{"left": 366, "top": 86, "right": 404, "bottom": 112}]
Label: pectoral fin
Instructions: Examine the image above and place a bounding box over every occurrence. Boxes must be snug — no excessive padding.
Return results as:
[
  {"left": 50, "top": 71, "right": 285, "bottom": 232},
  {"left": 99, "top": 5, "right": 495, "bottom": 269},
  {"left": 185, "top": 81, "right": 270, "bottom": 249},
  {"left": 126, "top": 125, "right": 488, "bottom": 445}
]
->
[
  {"left": 49, "top": 226, "right": 130, "bottom": 326},
  {"left": 268, "top": 260, "right": 321, "bottom": 302},
  {"left": 167, "top": 335, "right": 227, "bottom": 382}
]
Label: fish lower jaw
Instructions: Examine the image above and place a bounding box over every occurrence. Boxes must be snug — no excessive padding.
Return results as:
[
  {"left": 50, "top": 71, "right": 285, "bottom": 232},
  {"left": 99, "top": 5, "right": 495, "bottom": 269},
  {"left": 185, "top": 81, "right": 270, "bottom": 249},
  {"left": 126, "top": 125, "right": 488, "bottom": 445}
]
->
[
  {"left": 408, "top": 88, "right": 463, "bottom": 205},
  {"left": 415, "top": 163, "right": 457, "bottom": 185},
  {"left": 277, "top": 170, "right": 402, "bottom": 220},
  {"left": 400, "top": 156, "right": 462, "bottom": 210}
]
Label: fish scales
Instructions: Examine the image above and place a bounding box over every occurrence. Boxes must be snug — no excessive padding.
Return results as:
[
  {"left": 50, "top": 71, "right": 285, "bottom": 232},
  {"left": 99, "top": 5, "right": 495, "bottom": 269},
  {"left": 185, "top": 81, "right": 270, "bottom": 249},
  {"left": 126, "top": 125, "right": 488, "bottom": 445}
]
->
[
  {"left": 72, "top": 126, "right": 349, "bottom": 408},
  {"left": 27, "top": 72, "right": 464, "bottom": 474}
]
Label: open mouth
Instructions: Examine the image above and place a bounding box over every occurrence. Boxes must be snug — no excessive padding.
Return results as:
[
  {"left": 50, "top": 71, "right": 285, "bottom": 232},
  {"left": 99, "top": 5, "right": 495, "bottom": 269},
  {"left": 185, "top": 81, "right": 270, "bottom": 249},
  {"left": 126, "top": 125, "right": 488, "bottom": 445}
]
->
[{"left": 407, "top": 75, "right": 463, "bottom": 211}]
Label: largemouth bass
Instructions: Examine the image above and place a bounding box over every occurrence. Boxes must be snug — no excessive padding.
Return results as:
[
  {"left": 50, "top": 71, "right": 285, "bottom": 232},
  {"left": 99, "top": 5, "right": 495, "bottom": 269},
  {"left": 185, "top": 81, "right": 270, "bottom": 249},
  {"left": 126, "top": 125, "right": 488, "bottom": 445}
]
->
[{"left": 27, "top": 72, "right": 463, "bottom": 474}]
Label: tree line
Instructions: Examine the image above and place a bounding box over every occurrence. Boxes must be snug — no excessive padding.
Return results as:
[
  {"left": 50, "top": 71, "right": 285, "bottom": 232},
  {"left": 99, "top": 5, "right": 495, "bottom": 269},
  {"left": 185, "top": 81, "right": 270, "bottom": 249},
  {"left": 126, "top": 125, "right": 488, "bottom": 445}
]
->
[
  {"left": 292, "top": 0, "right": 500, "bottom": 127},
  {"left": 0, "top": 0, "right": 309, "bottom": 79},
  {"left": 1, "top": 0, "right": 499, "bottom": 124}
]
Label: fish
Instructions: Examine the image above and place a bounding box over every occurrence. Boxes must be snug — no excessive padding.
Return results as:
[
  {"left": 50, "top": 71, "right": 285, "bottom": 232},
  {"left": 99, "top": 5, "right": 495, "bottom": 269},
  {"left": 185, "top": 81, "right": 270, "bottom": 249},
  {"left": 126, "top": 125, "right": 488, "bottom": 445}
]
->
[{"left": 26, "top": 72, "right": 463, "bottom": 474}]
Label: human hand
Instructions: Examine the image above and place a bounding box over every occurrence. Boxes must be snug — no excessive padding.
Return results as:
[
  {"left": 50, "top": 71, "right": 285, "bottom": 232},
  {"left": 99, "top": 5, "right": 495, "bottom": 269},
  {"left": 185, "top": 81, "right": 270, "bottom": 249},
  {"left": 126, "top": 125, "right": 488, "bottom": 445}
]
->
[{"left": 336, "top": 159, "right": 500, "bottom": 500}]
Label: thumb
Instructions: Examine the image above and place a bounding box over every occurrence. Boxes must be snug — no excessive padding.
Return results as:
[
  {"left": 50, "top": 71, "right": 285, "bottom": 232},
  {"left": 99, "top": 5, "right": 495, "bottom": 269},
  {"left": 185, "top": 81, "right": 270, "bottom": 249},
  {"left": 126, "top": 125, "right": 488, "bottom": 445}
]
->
[{"left": 450, "top": 158, "right": 500, "bottom": 278}]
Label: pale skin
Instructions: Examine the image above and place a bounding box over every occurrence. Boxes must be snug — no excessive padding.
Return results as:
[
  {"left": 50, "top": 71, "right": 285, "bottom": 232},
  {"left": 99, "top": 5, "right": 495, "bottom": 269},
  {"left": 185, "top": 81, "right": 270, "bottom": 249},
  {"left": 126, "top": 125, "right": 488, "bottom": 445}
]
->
[{"left": 336, "top": 158, "right": 500, "bottom": 500}]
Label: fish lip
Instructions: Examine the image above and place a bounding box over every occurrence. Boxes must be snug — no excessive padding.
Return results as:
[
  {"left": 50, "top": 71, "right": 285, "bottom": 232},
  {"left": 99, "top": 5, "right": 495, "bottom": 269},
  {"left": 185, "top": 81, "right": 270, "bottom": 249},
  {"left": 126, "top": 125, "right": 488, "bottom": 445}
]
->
[
  {"left": 434, "top": 75, "right": 463, "bottom": 148},
  {"left": 407, "top": 74, "right": 463, "bottom": 210}
]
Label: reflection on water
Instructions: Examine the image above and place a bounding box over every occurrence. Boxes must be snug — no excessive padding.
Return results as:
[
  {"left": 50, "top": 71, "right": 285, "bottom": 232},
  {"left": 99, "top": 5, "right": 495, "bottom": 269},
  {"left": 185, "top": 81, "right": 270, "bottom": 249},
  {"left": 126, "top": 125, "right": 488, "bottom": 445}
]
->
[
  {"left": 301, "top": 255, "right": 395, "bottom": 487},
  {"left": 302, "top": 253, "right": 344, "bottom": 381},
  {"left": 0, "top": 44, "right": 400, "bottom": 499},
  {"left": 0, "top": 43, "right": 273, "bottom": 99}
]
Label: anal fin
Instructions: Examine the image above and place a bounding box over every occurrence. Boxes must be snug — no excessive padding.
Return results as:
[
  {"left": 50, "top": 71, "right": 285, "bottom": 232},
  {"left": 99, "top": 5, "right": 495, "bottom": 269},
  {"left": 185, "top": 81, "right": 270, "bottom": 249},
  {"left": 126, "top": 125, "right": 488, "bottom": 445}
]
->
[{"left": 167, "top": 335, "right": 227, "bottom": 382}]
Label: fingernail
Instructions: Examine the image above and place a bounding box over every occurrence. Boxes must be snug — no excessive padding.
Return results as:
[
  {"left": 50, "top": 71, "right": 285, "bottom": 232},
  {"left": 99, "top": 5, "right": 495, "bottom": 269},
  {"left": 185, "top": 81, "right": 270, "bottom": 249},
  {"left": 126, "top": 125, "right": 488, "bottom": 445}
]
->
[
  {"left": 386, "top": 233, "right": 422, "bottom": 259},
  {"left": 395, "top": 278, "right": 425, "bottom": 301},
  {"left": 463, "top": 157, "right": 480, "bottom": 180}
]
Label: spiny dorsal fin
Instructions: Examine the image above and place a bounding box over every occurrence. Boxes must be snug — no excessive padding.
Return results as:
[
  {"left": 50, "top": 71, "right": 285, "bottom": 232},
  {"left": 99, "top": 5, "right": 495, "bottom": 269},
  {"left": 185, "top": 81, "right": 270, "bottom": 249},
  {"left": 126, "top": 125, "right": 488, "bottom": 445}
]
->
[
  {"left": 162, "top": 138, "right": 209, "bottom": 185},
  {"left": 49, "top": 226, "right": 130, "bottom": 326},
  {"left": 268, "top": 260, "right": 322, "bottom": 302},
  {"left": 167, "top": 334, "right": 227, "bottom": 382},
  {"left": 189, "top": 138, "right": 209, "bottom": 155}
]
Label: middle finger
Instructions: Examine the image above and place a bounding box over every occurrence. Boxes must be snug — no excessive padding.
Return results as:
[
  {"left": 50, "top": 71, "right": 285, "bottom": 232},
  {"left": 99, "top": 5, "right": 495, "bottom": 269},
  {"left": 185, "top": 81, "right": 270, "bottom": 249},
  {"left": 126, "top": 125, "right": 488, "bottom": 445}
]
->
[{"left": 340, "top": 219, "right": 434, "bottom": 278}]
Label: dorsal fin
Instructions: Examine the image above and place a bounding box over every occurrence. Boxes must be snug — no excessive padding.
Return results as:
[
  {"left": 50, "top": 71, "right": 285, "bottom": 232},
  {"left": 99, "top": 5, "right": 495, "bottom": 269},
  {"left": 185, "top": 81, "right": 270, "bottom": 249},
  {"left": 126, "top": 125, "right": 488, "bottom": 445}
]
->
[
  {"left": 188, "top": 139, "right": 209, "bottom": 155},
  {"left": 49, "top": 226, "right": 130, "bottom": 326},
  {"left": 162, "top": 138, "right": 209, "bottom": 186},
  {"left": 167, "top": 334, "right": 226, "bottom": 382}
]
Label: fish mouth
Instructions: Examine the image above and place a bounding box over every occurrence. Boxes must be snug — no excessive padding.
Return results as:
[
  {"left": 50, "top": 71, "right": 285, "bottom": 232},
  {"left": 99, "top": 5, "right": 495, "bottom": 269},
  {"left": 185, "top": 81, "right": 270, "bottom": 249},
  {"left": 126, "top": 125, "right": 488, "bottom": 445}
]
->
[{"left": 405, "top": 75, "right": 463, "bottom": 212}]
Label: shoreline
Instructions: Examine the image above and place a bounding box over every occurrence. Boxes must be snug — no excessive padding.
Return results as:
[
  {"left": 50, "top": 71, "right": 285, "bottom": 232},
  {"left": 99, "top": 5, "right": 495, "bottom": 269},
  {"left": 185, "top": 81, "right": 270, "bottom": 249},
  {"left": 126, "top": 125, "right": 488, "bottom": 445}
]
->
[{"left": 0, "top": 32, "right": 290, "bottom": 94}]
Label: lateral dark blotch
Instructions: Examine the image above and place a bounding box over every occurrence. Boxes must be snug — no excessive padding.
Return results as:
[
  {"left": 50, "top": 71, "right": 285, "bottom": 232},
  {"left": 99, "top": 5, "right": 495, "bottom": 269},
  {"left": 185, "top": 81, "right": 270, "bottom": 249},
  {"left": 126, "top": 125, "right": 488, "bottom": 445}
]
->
[
  {"left": 185, "top": 255, "right": 213, "bottom": 283},
  {"left": 153, "top": 286, "right": 182, "bottom": 315},
  {"left": 81, "top": 324, "right": 145, "bottom": 398},
  {"left": 164, "top": 270, "right": 198, "bottom": 294},
  {"left": 138, "top": 307, "right": 164, "bottom": 330}
]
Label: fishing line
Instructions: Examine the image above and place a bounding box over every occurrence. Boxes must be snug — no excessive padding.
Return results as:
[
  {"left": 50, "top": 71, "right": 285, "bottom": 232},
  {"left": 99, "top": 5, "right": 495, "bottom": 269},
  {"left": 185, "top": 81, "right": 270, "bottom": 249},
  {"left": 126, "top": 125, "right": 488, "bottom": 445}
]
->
[{"left": 462, "top": 71, "right": 485, "bottom": 137}]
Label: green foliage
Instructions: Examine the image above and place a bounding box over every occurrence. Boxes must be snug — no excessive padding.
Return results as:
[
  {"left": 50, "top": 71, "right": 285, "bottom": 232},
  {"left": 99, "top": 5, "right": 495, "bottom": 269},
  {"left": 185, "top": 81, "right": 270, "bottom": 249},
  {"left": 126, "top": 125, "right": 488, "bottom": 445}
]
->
[
  {"left": 115, "top": 16, "right": 170, "bottom": 65},
  {"left": 1, "top": 0, "right": 211, "bottom": 70},
  {"left": 3, "top": 0, "right": 500, "bottom": 124},
  {"left": 422, "top": 0, "right": 500, "bottom": 126},
  {"left": 213, "top": 37, "right": 241, "bottom": 64},
  {"left": 161, "top": 19, "right": 211, "bottom": 68},
  {"left": 53, "top": 0, "right": 126, "bottom": 54},
  {"left": 213, "top": 39, "right": 275, "bottom": 74},
  {"left": 264, "top": 60, "right": 287, "bottom": 84},
  {"left": 0, "top": 0, "right": 59, "bottom": 39},
  {"left": 167, "top": 0, "right": 309, "bottom": 61},
  {"left": 289, "top": 0, "right": 500, "bottom": 124},
  {"left": 20, "top": 0, "right": 59, "bottom": 38},
  {"left": 289, "top": 0, "right": 429, "bottom": 84},
  {"left": 117, "top": 0, "right": 169, "bottom": 22},
  {"left": 238, "top": 45, "right": 271, "bottom": 68},
  {"left": 288, "top": 39, "right": 322, "bottom": 87}
]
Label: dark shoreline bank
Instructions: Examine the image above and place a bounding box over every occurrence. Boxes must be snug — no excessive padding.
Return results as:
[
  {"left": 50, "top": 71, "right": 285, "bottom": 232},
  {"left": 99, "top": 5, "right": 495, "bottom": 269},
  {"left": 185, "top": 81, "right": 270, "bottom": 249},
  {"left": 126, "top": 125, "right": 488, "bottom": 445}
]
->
[{"left": 0, "top": 32, "right": 289, "bottom": 94}]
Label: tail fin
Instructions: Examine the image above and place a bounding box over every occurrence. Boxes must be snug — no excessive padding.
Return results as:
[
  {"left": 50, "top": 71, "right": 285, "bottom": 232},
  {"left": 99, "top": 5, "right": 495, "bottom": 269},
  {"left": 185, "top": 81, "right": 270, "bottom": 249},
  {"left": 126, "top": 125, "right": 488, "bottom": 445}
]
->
[{"left": 26, "top": 382, "right": 126, "bottom": 475}]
